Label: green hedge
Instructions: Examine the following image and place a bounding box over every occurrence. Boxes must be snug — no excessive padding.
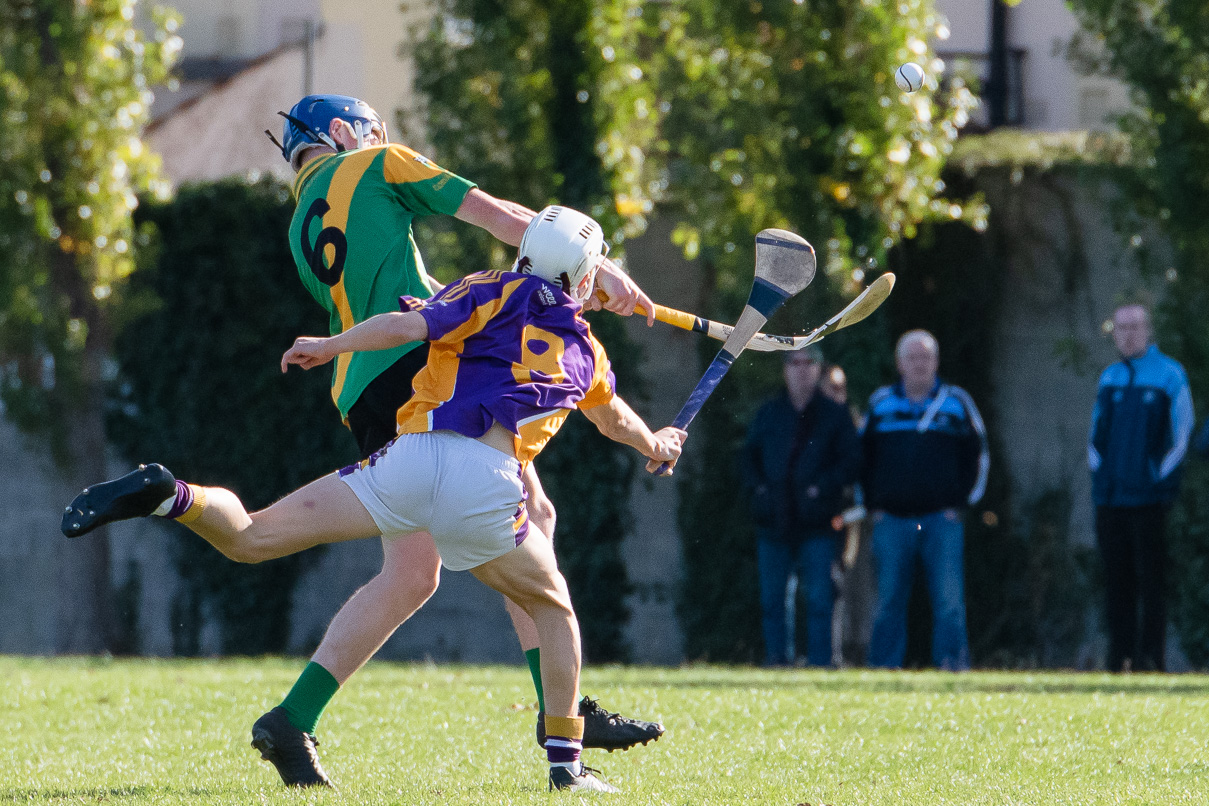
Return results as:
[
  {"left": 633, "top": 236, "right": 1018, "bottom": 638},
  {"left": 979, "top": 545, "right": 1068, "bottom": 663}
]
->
[{"left": 108, "top": 178, "right": 355, "bottom": 654}]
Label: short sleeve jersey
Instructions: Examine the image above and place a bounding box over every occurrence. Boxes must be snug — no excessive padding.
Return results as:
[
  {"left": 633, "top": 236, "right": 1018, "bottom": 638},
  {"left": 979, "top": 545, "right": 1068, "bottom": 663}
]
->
[
  {"left": 396, "top": 271, "right": 616, "bottom": 465},
  {"left": 289, "top": 143, "right": 476, "bottom": 418}
]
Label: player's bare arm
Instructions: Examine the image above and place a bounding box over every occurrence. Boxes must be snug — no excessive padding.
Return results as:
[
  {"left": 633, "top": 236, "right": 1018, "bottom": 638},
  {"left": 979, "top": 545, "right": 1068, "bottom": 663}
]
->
[
  {"left": 454, "top": 188, "right": 534, "bottom": 246},
  {"left": 282, "top": 311, "right": 430, "bottom": 372},
  {"left": 581, "top": 395, "right": 686, "bottom": 474}
]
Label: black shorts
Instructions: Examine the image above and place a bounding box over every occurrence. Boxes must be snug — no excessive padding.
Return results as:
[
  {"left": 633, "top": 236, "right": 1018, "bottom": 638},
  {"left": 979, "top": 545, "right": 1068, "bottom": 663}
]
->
[{"left": 345, "top": 344, "right": 430, "bottom": 460}]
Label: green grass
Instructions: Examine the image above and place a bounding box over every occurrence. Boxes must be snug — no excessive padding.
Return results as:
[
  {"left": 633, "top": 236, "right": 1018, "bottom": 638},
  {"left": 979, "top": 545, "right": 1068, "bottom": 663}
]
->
[{"left": 2, "top": 658, "right": 1207, "bottom": 805}]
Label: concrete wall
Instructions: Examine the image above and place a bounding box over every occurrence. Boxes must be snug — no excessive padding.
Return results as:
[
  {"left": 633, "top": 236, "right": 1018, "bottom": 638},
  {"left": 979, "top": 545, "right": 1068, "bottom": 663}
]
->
[
  {"left": 0, "top": 417, "right": 189, "bottom": 656},
  {"left": 982, "top": 171, "right": 1171, "bottom": 549}
]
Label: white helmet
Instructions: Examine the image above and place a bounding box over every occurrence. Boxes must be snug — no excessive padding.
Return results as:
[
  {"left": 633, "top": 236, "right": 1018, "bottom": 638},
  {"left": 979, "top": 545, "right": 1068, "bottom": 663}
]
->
[{"left": 512, "top": 205, "right": 608, "bottom": 301}]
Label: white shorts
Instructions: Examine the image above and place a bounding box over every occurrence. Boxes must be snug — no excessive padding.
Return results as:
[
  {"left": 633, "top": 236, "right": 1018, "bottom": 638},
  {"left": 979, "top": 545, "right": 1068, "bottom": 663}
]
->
[{"left": 338, "top": 430, "right": 529, "bottom": 571}]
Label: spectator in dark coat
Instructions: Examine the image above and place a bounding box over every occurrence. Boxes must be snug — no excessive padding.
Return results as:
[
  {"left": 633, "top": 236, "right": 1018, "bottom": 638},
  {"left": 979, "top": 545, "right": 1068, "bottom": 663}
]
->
[
  {"left": 740, "top": 344, "right": 860, "bottom": 667},
  {"left": 862, "top": 330, "right": 988, "bottom": 671}
]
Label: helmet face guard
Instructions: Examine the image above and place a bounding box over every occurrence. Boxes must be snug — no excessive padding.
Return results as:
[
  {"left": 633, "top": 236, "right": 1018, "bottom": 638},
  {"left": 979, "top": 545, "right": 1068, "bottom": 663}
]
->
[{"left": 266, "top": 94, "right": 388, "bottom": 169}]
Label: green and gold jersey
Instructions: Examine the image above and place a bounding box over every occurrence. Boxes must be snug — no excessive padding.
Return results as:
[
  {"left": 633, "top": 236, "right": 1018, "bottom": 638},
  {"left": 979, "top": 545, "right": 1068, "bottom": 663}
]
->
[{"left": 289, "top": 143, "right": 476, "bottom": 418}]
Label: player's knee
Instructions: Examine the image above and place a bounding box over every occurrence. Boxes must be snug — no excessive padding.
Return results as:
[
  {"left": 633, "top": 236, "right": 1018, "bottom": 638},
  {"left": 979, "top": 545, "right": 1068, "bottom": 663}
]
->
[
  {"left": 398, "top": 560, "right": 441, "bottom": 602},
  {"left": 222, "top": 525, "right": 296, "bottom": 564},
  {"left": 526, "top": 495, "right": 556, "bottom": 536},
  {"left": 376, "top": 561, "right": 440, "bottom": 614},
  {"left": 220, "top": 541, "right": 271, "bottom": 564}
]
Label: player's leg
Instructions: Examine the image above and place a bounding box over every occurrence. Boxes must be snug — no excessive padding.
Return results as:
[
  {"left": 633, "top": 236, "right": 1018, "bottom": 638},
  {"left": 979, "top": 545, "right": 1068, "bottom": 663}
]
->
[
  {"left": 252, "top": 532, "right": 442, "bottom": 788},
  {"left": 519, "top": 464, "right": 665, "bottom": 753},
  {"left": 62, "top": 463, "right": 380, "bottom": 558},
  {"left": 180, "top": 473, "right": 382, "bottom": 562},
  {"left": 473, "top": 527, "right": 579, "bottom": 717},
  {"left": 311, "top": 532, "right": 442, "bottom": 682},
  {"left": 469, "top": 527, "right": 615, "bottom": 793},
  {"left": 508, "top": 462, "right": 548, "bottom": 701},
  {"left": 63, "top": 464, "right": 385, "bottom": 789}
]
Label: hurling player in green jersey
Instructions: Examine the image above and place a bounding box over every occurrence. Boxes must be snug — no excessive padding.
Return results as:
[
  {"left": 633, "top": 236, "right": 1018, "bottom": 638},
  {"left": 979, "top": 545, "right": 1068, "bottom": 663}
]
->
[{"left": 251, "top": 95, "right": 663, "bottom": 785}]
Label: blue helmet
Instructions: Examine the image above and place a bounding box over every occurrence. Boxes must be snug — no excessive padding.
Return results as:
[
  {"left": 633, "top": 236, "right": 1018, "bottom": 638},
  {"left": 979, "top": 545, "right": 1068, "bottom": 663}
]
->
[{"left": 267, "top": 94, "right": 388, "bottom": 170}]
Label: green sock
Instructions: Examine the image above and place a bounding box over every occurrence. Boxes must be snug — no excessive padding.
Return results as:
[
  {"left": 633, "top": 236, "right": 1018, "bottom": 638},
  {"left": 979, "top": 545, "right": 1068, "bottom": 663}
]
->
[
  {"left": 524, "top": 648, "right": 545, "bottom": 712},
  {"left": 278, "top": 662, "right": 340, "bottom": 734}
]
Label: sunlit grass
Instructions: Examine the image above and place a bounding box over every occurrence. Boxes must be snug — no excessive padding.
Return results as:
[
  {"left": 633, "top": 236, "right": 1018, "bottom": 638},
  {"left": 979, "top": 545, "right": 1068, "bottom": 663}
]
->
[{"left": 3, "top": 657, "right": 1207, "bottom": 804}]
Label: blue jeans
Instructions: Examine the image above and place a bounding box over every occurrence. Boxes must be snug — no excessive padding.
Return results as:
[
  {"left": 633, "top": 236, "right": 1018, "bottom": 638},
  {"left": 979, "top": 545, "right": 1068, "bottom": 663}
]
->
[
  {"left": 868, "top": 510, "right": 970, "bottom": 670},
  {"left": 757, "top": 529, "right": 838, "bottom": 666}
]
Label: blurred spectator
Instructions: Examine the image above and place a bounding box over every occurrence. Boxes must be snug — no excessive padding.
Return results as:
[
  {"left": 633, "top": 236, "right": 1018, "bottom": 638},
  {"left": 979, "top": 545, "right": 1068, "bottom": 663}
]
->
[
  {"left": 1089, "top": 303, "right": 1193, "bottom": 672},
  {"left": 817, "top": 363, "right": 866, "bottom": 666},
  {"left": 1195, "top": 420, "right": 1209, "bottom": 458},
  {"left": 863, "top": 330, "right": 988, "bottom": 671},
  {"left": 818, "top": 363, "right": 865, "bottom": 570},
  {"left": 819, "top": 364, "right": 850, "bottom": 410},
  {"left": 740, "top": 345, "right": 860, "bottom": 667}
]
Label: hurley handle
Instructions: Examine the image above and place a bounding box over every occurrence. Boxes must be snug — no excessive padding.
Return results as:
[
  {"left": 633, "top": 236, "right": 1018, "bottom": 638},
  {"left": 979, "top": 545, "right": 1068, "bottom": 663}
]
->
[{"left": 654, "top": 352, "right": 736, "bottom": 475}]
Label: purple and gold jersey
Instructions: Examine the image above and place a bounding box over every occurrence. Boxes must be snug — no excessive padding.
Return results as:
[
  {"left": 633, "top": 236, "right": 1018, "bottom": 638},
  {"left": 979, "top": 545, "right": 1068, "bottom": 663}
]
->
[
  {"left": 290, "top": 143, "right": 476, "bottom": 418},
  {"left": 396, "top": 271, "right": 616, "bottom": 464}
]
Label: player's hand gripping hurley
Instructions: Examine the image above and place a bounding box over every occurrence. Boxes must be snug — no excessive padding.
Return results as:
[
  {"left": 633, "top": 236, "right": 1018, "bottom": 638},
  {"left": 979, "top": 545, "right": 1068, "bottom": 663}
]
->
[{"left": 655, "top": 229, "right": 817, "bottom": 475}]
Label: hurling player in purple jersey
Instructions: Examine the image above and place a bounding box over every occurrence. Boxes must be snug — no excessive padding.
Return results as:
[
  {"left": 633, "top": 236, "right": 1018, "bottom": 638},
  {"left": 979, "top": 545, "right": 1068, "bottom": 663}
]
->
[
  {"left": 61, "top": 208, "right": 684, "bottom": 794},
  {"left": 276, "top": 97, "right": 662, "bottom": 766}
]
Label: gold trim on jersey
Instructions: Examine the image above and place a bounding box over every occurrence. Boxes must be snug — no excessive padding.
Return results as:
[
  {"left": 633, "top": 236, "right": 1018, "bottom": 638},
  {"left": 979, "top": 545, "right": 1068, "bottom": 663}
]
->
[
  {"left": 291, "top": 153, "right": 335, "bottom": 199},
  {"left": 436, "top": 270, "right": 509, "bottom": 304},
  {"left": 316, "top": 148, "right": 384, "bottom": 406},
  {"left": 395, "top": 277, "right": 527, "bottom": 434},
  {"left": 515, "top": 410, "right": 569, "bottom": 465},
  {"left": 579, "top": 333, "right": 615, "bottom": 409},
  {"left": 384, "top": 144, "right": 449, "bottom": 185}
]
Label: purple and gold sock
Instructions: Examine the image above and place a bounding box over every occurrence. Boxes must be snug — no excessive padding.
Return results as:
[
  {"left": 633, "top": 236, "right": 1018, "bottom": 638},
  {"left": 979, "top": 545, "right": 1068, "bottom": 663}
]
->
[
  {"left": 154, "top": 481, "right": 207, "bottom": 523},
  {"left": 545, "top": 715, "right": 585, "bottom": 772}
]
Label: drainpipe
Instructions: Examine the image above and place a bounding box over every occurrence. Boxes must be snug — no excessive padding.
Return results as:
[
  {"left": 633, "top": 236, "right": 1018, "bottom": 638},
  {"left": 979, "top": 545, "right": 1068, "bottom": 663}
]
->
[{"left": 987, "top": 0, "right": 1010, "bottom": 128}]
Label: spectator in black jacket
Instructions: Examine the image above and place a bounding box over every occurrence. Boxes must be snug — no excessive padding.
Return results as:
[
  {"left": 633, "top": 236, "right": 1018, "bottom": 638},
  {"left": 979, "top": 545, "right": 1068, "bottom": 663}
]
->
[
  {"left": 740, "top": 345, "right": 860, "bottom": 667},
  {"left": 862, "top": 330, "right": 988, "bottom": 671}
]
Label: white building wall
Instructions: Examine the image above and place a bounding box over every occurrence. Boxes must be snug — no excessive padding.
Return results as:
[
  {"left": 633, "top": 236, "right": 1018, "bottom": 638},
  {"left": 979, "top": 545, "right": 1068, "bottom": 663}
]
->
[{"left": 934, "top": 0, "right": 1131, "bottom": 131}]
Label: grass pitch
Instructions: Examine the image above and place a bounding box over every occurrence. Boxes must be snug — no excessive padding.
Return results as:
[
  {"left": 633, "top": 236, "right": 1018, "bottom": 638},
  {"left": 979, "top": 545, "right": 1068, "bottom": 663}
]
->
[{"left": 2, "top": 657, "right": 1206, "bottom": 805}]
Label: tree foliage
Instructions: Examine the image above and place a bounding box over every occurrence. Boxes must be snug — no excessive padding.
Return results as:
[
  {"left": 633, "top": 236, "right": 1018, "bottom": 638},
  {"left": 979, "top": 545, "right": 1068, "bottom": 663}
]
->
[
  {"left": 408, "top": 0, "right": 659, "bottom": 660},
  {"left": 0, "top": 0, "right": 177, "bottom": 450},
  {"left": 108, "top": 179, "right": 356, "bottom": 655},
  {"left": 641, "top": 0, "right": 981, "bottom": 661},
  {"left": 1069, "top": 1, "right": 1209, "bottom": 666},
  {"left": 0, "top": 0, "right": 178, "bottom": 652},
  {"left": 409, "top": 0, "right": 982, "bottom": 662}
]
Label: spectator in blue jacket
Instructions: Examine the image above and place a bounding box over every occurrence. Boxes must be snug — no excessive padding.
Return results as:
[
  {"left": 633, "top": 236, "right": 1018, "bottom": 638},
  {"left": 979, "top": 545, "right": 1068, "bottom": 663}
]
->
[
  {"left": 1089, "top": 302, "right": 1193, "bottom": 672},
  {"left": 863, "top": 330, "right": 988, "bottom": 671},
  {"left": 740, "top": 344, "right": 860, "bottom": 667}
]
